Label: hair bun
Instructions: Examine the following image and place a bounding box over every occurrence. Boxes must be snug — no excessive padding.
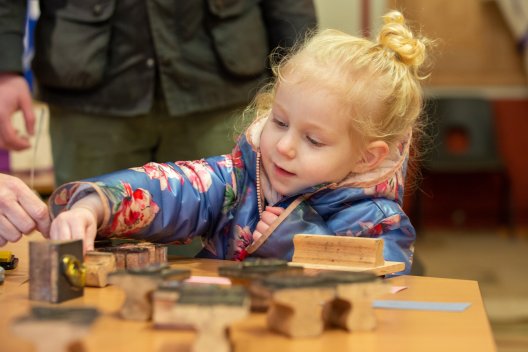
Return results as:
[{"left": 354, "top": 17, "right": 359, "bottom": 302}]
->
[{"left": 377, "top": 11, "right": 427, "bottom": 68}]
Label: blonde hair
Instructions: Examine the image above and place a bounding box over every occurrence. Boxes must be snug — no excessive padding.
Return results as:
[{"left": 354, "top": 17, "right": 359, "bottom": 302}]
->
[{"left": 243, "top": 10, "right": 432, "bottom": 151}]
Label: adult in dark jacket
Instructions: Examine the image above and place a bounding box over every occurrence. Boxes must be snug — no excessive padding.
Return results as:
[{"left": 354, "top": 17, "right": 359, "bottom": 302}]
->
[{"left": 0, "top": 0, "right": 317, "bottom": 185}]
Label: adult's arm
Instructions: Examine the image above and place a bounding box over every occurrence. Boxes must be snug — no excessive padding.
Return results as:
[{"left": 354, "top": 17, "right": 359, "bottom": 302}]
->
[{"left": 0, "top": 0, "right": 35, "bottom": 150}]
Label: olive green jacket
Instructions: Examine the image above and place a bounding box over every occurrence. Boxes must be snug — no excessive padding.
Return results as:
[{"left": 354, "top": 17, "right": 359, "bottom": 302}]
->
[{"left": 0, "top": 0, "right": 316, "bottom": 117}]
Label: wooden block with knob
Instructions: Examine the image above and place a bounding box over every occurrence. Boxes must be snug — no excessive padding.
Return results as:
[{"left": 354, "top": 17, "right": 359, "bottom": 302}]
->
[
  {"left": 11, "top": 306, "right": 99, "bottom": 352},
  {"left": 262, "top": 274, "right": 336, "bottom": 338},
  {"left": 319, "top": 271, "right": 388, "bottom": 331},
  {"left": 153, "top": 284, "right": 249, "bottom": 352},
  {"left": 218, "top": 258, "right": 303, "bottom": 311},
  {"left": 109, "top": 265, "right": 190, "bottom": 321},
  {"left": 29, "top": 239, "right": 85, "bottom": 303}
]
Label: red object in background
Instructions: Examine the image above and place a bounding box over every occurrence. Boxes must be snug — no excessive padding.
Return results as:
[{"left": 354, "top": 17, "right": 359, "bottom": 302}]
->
[
  {"left": 404, "top": 97, "right": 526, "bottom": 232},
  {"left": 493, "top": 99, "right": 528, "bottom": 227}
]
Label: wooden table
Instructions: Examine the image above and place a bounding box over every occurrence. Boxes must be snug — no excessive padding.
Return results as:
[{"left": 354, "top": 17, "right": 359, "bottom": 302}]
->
[{"left": 0, "top": 235, "right": 496, "bottom": 352}]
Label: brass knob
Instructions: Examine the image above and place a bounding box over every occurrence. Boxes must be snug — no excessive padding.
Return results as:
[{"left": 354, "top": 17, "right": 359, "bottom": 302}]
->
[{"left": 61, "top": 255, "right": 86, "bottom": 289}]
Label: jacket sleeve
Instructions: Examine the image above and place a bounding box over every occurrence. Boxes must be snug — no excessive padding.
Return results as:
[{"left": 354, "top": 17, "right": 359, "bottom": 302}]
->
[
  {"left": 324, "top": 199, "right": 416, "bottom": 275},
  {"left": 260, "top": 0, "right": 317, "bottom": 50},
  {"left": 48, "top": 155, "right": 239, "bottom": 244},
  {"left": 0, "top": 0, "right": 27, "bottom": 72}
]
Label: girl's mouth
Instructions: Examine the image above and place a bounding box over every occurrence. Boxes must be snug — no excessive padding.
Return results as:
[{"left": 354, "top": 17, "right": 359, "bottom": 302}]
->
[{"left": 275, "top": 164, "right": 295, "bottom": 177}]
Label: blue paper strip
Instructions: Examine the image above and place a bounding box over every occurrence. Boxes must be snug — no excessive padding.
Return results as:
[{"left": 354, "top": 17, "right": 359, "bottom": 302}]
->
[{"left": 373, "top": 300, "right": 471, "bottom": 312}]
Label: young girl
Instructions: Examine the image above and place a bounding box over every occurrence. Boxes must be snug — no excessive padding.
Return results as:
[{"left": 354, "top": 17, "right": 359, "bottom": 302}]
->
[{"left": 48, "top": 11, "right": 431, "bottom": 275}]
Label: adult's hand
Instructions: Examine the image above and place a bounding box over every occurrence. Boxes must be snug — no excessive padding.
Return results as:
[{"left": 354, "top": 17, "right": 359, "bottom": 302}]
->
[
  {"left": 0, "top": 174, "right": 50, "bottom": 246},
  {"left": 0, "top": 73, "right": 35, "bottom": 150}
]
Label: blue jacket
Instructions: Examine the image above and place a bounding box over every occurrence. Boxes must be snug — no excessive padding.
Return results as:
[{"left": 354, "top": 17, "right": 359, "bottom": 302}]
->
[{"left": 49, "top": 120, "right": 416, "bottom": 275}]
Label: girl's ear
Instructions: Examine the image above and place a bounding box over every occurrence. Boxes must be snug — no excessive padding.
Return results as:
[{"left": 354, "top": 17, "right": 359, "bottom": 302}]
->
[{"left": 354, "top": 141, "right": 390, "bottom": 173}]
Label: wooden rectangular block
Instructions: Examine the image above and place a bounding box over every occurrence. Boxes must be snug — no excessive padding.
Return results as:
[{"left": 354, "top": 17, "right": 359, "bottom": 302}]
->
[
  {"left": 97, "top": 246, "right": 149, "bottom": 270},
  {"left": 292, "top": 234, "right": 385, "bottom": 267},
  {"left": 29, "top": 240, "right": 84, "bottom": 303},
  {"left": 85, "top": 251, "right": 117, "bottom": 287}
]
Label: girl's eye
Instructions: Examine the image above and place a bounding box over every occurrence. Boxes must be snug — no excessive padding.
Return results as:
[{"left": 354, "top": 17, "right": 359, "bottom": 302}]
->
[
  {"left": 273, "top": 118, "right": 288, "bottom": 128},
  {"left": 307, "top": 136, "right": 324, "bottom": 147}
]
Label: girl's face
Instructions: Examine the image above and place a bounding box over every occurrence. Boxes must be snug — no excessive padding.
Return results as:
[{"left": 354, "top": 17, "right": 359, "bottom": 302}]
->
[{"left": 259, "top": 79, "right": 362, "bottom": 196}]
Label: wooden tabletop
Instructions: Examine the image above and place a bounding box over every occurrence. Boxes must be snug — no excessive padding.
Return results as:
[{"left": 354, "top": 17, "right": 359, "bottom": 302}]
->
[{"left": 0, "top": 234, "right": 496, "bottom": 352}]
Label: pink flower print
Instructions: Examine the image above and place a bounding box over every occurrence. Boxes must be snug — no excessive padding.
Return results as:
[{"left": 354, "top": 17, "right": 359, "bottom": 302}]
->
[
  {"left": 232, "top": 225, "right": 253, "bottom": 261},
  {"left": 104, "top": 183, "right": 159, "bottom": 236},
  {"left": 131, "top": 162, "right": 182, "bottom": 191},
  {"left": 357, "top": 214, "right": 402, "bottom": 237},
  {"left": 380, "top": 214, "right": 401, "bottom": 230},
  {"left": 364, "top": 178, "right": 398, "bottom": 199},
  {"left": 52, "top": 184, "right": 81, "bottom": 206},
  {"left": 217, "top": 146, "right": 244, "bottom": 172},
  {"left": 176, "top": 160, "right": 213, "bottom": 193},
  {"left": 355, "top": 221, "right": 382, "bottom": 236},
  {"left": 53, "top": 188, "right": 70, "bottom": 206},
  {"left": 231, "top": 146, "right": 244, "bottom": 169},
  {"left": 376, "top": 179, "right": 397, "bottom": 198}
]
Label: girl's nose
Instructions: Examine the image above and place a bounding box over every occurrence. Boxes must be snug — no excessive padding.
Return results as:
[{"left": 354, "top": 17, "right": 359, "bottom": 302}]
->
[{"left": 276, "top": 133, "right": 296, "bottom": 159}]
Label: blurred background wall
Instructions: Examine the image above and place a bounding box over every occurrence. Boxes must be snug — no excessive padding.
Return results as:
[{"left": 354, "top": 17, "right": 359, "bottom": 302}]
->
[{"left": 316, "top": 0, "right": 528, "bottom": 233}]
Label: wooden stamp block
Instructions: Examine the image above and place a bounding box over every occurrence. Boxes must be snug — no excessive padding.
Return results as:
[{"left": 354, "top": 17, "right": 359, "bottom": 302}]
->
[
  {"left": 262, "top": 274, "right": 336, "bottom": 338},
  {"left": 84, "top": 251, "right": 117, "bottom": 287},
  {"left": 12, "top": 306, "right": 99, "bottom": 352},
  {"left": 109, "top": 266, "right": 190, "bottom": 321},
  {"left": 291, "top": 234, "right": 405, "bottom": 275},
  {"left": 153, "top": 284, "right": 249, "bottom": 352},
  {"left": 29, "top": 240, "right": 85, "bottom": 303},
  {"left": 218, "top": 258, "right": 303, "bottom": 311},
  {"left": 320, "top": 271, "right": 387, "bottom": 331},
  {"left": 98, "top": 246, "right": 150, "bottom": 270},
  {"left": 120, "top": 242, "right": 168, "bottom": 265},
  {"left": 97, "top": 241, "right": 168, "bottom": 269}
]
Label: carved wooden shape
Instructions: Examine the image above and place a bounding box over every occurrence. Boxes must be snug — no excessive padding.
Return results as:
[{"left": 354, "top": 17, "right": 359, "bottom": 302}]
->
[
  {"left": 218, "top": 258, "right": 303, "bottom": 311},
  {"left": 153, "top": 284, "right": 249, "bottom": 352},
  {"left": 109, "top": 265, "right": 190, "bottom": 321},
  {"left": 84, "top": 251, "right": 117, "bottom": 287},
  {"left": 11, "top": 306, "right": 99, "bottom": 352}
]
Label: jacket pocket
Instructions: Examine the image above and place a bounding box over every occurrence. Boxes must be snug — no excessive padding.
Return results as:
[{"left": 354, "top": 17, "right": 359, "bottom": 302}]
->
[
  {"left": 32, "top": 0, "right": 116, "bottom": 90},
  {"left": 206, "top": 0, "right": 269, "bottom": 78}
]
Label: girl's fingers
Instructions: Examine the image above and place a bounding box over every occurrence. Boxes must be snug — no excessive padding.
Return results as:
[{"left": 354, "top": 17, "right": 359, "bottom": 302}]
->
[
  {"left": 261, "top": 210, "right": 279, "bottom": 225},
  {"left": 265, "top": 206, "right": 284, "bottom": 216},
  {"left": 50, "top": 218, "right": 73, "bottom": 241},
  {"left": 255, "top": 220, "right": 268, "bottom": 235},
  {"left": 253, "top": 230, "right": 263, "bottom": 241}
]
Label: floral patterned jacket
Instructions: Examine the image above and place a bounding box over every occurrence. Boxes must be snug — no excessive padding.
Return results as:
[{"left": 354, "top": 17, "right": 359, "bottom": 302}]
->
[{"left": 48, "top": 119, "right": 416, "bottom": 275}]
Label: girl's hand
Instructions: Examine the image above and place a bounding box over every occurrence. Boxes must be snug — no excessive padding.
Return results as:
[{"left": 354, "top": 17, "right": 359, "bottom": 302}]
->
[
  {"left": 253, "top": 206, "right": 284, "bottom": 241},
  {"left": 49, "top": 194, "right": 103, "bottom": 254}
]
